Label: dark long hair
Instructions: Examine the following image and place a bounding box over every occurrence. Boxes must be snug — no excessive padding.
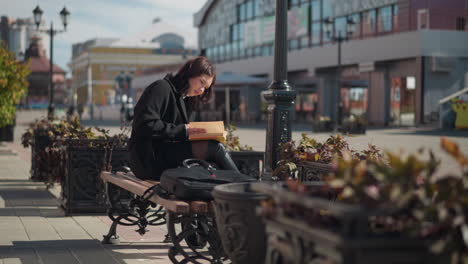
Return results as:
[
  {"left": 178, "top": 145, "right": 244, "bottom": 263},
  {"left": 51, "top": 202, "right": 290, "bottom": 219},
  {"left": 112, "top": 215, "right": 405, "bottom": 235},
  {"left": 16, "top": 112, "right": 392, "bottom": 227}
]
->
[{"left": 172, "top": 56, "right": 216, "bottom": 107}]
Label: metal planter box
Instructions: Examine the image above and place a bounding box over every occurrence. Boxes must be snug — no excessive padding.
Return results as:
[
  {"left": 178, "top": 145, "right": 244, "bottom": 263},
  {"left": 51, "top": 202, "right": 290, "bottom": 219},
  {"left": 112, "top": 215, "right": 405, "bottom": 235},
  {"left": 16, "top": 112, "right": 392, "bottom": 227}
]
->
[
  {"left": 312, "top": 120, "right": 334, "bottom": 133},
  {"left": 60, "top": 139, "right": 129, "bottom": 215},
  {"left": 297, "top": 161, "right": 334, "bottom": 182},
  {"left": 229, "top": 150, "right": 264, "bottom": 179},
  {"left": 252, "top": 183, "right": 444, "bottom": 264},
  {"left": 339, "top": 122, "right": 367, "bottom": 134},
  {"left": 0, "top": 124, "right": 14, "bottom": 142},
  {"left": 30, "top": 129, "right": 52, "bottom": 182}
]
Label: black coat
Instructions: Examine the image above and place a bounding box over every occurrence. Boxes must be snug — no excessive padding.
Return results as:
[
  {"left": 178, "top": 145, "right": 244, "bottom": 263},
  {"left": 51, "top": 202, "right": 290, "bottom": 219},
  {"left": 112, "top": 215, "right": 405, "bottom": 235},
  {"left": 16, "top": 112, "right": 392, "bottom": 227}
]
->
[{"left": 129, "top": 75, "right": 192, "bottom": 180}]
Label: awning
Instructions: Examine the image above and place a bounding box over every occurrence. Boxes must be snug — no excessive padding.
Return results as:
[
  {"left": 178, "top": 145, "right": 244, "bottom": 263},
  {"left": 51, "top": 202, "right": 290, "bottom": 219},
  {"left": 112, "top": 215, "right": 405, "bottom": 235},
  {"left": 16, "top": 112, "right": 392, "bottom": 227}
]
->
[{"left": 215, "top": 72, "right": 268, "bottom": 86}]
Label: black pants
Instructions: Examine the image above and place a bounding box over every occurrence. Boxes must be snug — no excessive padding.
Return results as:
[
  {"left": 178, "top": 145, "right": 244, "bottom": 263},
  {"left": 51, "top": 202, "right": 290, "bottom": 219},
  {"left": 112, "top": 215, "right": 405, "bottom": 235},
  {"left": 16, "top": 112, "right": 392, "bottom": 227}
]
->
[{"left": 159, "top": 140, "right": 239, "bottom": 172}]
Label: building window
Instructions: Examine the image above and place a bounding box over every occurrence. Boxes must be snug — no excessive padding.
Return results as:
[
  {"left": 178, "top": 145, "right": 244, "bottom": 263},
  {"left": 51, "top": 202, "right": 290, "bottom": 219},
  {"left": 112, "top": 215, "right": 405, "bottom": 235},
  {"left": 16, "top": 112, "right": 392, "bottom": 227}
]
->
[
  {"left": 311, "top": 21, "right": 321, "bottom": 45},
  {"left": 239, "top": 23, "right": 244, "bottom": 40},
  {"left": 238, "top": 1, "right": 260, "bottom": 22},
  {"left": 456, "top": 17, "right": 466, "bottom": 31},
  {"left": 289, "top": 0, "right": 300, "bottom": 8},
  {"left": 213, "top": 46, "right": 219, "bottom": 62},
  {"left": 253, "top": 46, "right": 261, "bottom": 57},
  {"left": 311, "top": 0, "right": 320, "bottom": 21},
  {"left": 253, "top": 0, "right": 261, "bottom": 17},
  {"left": 231, "top": 43, "right": 236, "bottom": 60},
  {"left": 219, "top": 45, "right": 225, "bottom": 62},
  {"left": 323, "top": 0, "right": 333, "bottom": 19},
  {"left": 417, "top": 9, "right": 429, "bottom": 29},
  {"left": 362, "top": 9, "right": 376, "bottom": 35},
  {"left": 289, "top": 39, "right": 299, "bottom": 50},
  {"left": 300, "top": 35, "right": 309, "bottom": 48},
  {"left": 246, "top": 47, "right": 253, "bottom": 57},
  {"left": 349, "top": 13, "right": 361, "bottom": 38},
  {"left": 231, "top": 23, "right": 243, "bottom": 42},
  {"left": 239, "top": 41, "right": 245, "bottom": 58},
  {"left": 238, "top": 3, "right": 246, "bottom": 22},
  {"left": 230, "top": 25, "right": 236, "bottom": 42},
  {"left": 393, "top": 4, "right": 399, "bottom": 31},
  {"left": 225, "top": 43, "right": 232, "bottom": 61},
  {"left": 261, "top": 45, "right": 271, "bottom": 56},
  {"left": 246, "top": 1, "right": 254, "bottom": 20},
  {"left": 310, "top": 0, "right": 321, "bottom": 44},
  {"left": 377, "top": 6, "right": 393, "bottom": 32}
]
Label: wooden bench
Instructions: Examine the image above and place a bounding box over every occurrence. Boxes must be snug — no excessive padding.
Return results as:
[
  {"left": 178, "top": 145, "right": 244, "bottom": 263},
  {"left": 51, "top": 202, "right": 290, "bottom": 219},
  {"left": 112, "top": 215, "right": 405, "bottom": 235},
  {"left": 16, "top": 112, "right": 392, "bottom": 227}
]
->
[{"left": 99, "top": 170, "right": 226, "bottom": 264}]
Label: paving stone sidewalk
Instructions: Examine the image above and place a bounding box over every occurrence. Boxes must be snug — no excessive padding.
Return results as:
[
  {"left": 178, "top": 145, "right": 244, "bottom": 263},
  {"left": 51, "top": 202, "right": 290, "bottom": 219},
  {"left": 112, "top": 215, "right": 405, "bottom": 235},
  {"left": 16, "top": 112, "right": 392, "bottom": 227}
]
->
[{"left": 0, "top": 142, "right": 175, "bottom": 264}]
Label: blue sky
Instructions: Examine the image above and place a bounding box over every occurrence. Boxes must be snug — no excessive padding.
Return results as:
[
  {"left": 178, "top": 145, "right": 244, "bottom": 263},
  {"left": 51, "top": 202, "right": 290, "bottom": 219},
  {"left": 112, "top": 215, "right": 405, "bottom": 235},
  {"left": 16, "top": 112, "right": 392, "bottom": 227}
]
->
[{"left": 2, "top": 0, "right": 206, "bottom": 76}]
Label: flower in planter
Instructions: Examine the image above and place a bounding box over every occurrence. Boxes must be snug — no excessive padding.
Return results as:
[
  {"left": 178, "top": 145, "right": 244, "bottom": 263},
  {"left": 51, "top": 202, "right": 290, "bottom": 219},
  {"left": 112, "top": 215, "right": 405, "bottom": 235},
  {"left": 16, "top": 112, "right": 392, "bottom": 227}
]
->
[
  {"left": 223, "top": 123, "right": 253, "bottom": 152},
  {"left": 343, "top": 113, "right": 367, "bottom": 126},
  {"left": 21, "top": 116, "right": 129, "bottom": 185},
  {"left": 274, "top": 133, "right": 383, "bottom": 180},
  {"left": 324, "top": 138, "right": 468, "bottom": 261},
  {"left": 259, "top": 138, "right": 467, "bottom": 262}
]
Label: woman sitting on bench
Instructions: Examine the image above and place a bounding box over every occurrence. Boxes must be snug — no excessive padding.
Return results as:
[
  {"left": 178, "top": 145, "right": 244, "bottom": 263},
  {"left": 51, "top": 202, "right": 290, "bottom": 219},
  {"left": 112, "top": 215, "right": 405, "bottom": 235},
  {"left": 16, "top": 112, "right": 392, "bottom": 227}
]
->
[{"left": 128, "top": 56, "right": 239, "bottom": 180}]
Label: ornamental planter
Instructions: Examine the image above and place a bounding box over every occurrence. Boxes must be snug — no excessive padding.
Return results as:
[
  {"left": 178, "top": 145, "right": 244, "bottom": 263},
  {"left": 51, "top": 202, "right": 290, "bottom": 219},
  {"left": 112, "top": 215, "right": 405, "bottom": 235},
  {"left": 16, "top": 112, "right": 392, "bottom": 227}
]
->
[
  {"left": 252, "top": 182, "right": 447, "bottom": 264},
  {"left": 312, "top": 120, "right": 334, "bottom": 133},
  {"left": 212, "top": 182, "right": 269, "bottom": 264},
  {"left": 0, "top": 124, "right": 14, "bottom": 142},
  {"left": 339, "top": 122, "right": 366, "bottom": 134},
  {"left": 60, "top": 139, "right": 130, "bottom": 215},
  {"left": 30, "top": 129, "right": 52, "bottom": 182},
  {"left": 229, "top": 151, "right": 264, "bottom": 179},
  {"left": 297, "top": 160, "right": 334, "bottom": 182}
]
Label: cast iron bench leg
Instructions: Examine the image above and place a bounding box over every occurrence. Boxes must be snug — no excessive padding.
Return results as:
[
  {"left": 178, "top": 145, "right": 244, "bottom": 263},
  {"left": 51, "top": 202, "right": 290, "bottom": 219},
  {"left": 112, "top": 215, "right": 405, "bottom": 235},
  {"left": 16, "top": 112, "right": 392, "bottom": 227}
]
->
[
  {"left": 101, "top": 181, "right": 167, "bottom": 244},
  {"left": 166, "top": 211, "right": 227, "bottom": 264},
  {"left": 102, "top": 218, "right": 120, "bottom": 244}
]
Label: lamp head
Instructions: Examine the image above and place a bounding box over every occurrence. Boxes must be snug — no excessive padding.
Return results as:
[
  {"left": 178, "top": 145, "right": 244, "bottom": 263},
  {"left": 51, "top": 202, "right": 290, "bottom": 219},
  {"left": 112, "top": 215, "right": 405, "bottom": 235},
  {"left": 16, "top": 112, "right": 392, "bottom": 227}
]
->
[
  {"left": 323, "top": 17, "right": 333, "bottom": 38},
  {"left": 60, "top": 7, "right": 70, "bottom": 30},
  {"left": 32, "top": 5, "right": 43, "bottom": 29},
  {"left": 346, "top": 18, "right": 356, "bottom": 36}
]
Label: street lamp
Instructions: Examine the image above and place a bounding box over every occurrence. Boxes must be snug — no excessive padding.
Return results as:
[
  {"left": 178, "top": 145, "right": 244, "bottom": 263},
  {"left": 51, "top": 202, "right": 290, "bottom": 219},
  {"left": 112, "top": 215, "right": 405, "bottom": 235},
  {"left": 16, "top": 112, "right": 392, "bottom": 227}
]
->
[
  {"left": 115, "top": 71, "right": 133, "bottom": 123},
  {"left": 33, "top": 5, "right": 70, "bottom": 120},
  {"left": 323, "top": 17, "right": 355, "bottom": 130},
  {"left": 263, "top": 0, "right": 297, "bottom": 180}
]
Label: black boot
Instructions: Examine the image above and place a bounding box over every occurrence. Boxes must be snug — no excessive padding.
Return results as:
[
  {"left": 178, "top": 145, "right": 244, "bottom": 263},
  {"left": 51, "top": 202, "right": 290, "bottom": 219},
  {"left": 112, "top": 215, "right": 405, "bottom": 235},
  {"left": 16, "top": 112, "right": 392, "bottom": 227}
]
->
[{"left": 206, "top": 141, "right": 239, "bottom": 172}]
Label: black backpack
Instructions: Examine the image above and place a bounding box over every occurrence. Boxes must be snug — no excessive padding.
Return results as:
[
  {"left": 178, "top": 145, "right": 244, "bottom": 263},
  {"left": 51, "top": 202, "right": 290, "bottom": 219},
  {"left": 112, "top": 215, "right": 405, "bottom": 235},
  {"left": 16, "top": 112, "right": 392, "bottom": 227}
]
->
[{"left": 160, "top": 159, "right": 256, "bottom": 201}]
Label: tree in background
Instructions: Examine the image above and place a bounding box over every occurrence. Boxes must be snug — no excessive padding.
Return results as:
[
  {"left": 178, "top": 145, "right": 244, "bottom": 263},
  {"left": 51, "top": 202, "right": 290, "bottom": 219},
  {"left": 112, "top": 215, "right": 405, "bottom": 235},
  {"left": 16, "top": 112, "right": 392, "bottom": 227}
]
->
[{"left": 0, "top": 44, "right": 30, "bottom": 127}]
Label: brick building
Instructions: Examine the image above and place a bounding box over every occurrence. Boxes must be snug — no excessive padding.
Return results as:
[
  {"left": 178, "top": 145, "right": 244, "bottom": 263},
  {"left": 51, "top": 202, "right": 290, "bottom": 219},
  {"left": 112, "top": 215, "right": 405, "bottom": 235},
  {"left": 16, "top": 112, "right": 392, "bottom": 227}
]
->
[
  {"left": 194, "top": 0, "right": 468, "bottom": 126},
  {"left": 23, "top": 37, "right": 66, "bottom": 108}
]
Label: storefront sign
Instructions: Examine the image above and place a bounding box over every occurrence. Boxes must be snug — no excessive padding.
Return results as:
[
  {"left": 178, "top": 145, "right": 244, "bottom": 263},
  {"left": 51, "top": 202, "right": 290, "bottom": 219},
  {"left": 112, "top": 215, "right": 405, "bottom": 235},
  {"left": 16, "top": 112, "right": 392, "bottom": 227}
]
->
[
  {"left": 244, "top": 20, "right": 261, "bottom": 47},
  {"left": 358, "top": 62, "right": 375, "bottom": 73},
  {"left": 244, "top": 5, "right": 309, "bottom": 47},
  {"left": 261, "top": 15, "right": 276, "bottom": 44},
  {"left": 288, "top": 6, "right": 309, "bottom": 38}
]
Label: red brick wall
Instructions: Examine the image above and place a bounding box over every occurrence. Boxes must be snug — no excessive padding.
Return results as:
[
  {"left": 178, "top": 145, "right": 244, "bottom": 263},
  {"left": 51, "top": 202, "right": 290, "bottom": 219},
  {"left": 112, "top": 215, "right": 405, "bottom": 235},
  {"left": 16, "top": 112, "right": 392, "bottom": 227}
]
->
[{"left": 399, "top": 0, "right": 468, "bottom": 31}]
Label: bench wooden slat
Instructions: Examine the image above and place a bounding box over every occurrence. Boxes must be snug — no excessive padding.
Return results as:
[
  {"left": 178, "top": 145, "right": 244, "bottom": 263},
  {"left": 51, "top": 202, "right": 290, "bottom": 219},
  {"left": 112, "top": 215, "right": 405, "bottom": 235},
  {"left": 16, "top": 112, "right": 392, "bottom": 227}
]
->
[
  {"left": 100, "top": 171, "right": 211, "bottom": 214},
  {"left": 190, "top": 201, "right": 208, "bottom": 213},
  {"left": 115, "top": 172, "right": 155, "bottom": 188},
  {"left": 101, "top": 171, "right": 190, "bottom": 214},
  {"left": 101, "top": 171, "right": 148, "bottom": 197}
]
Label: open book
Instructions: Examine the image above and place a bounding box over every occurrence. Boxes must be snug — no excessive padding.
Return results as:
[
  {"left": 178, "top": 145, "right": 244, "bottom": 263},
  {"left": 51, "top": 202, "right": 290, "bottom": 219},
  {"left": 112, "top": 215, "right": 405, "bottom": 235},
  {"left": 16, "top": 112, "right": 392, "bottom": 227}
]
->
[{"left": 188, "top": 121, "right": 227, "bottom": 142}]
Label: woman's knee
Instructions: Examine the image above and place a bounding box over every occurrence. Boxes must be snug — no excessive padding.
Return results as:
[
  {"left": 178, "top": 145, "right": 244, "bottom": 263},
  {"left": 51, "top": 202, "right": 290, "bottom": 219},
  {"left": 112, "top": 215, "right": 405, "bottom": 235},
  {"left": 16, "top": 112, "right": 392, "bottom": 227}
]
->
[{"left": 208, "top": 140, "right": 226, "bottom": 153}]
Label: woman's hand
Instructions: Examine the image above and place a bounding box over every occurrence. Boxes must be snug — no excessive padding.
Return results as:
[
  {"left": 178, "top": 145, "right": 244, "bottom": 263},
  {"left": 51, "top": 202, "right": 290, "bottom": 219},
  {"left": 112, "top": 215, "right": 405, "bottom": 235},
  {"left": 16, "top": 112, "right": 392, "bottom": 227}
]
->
[{"left": 187, "top": 124, "right": 206, "bottom": 135}]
